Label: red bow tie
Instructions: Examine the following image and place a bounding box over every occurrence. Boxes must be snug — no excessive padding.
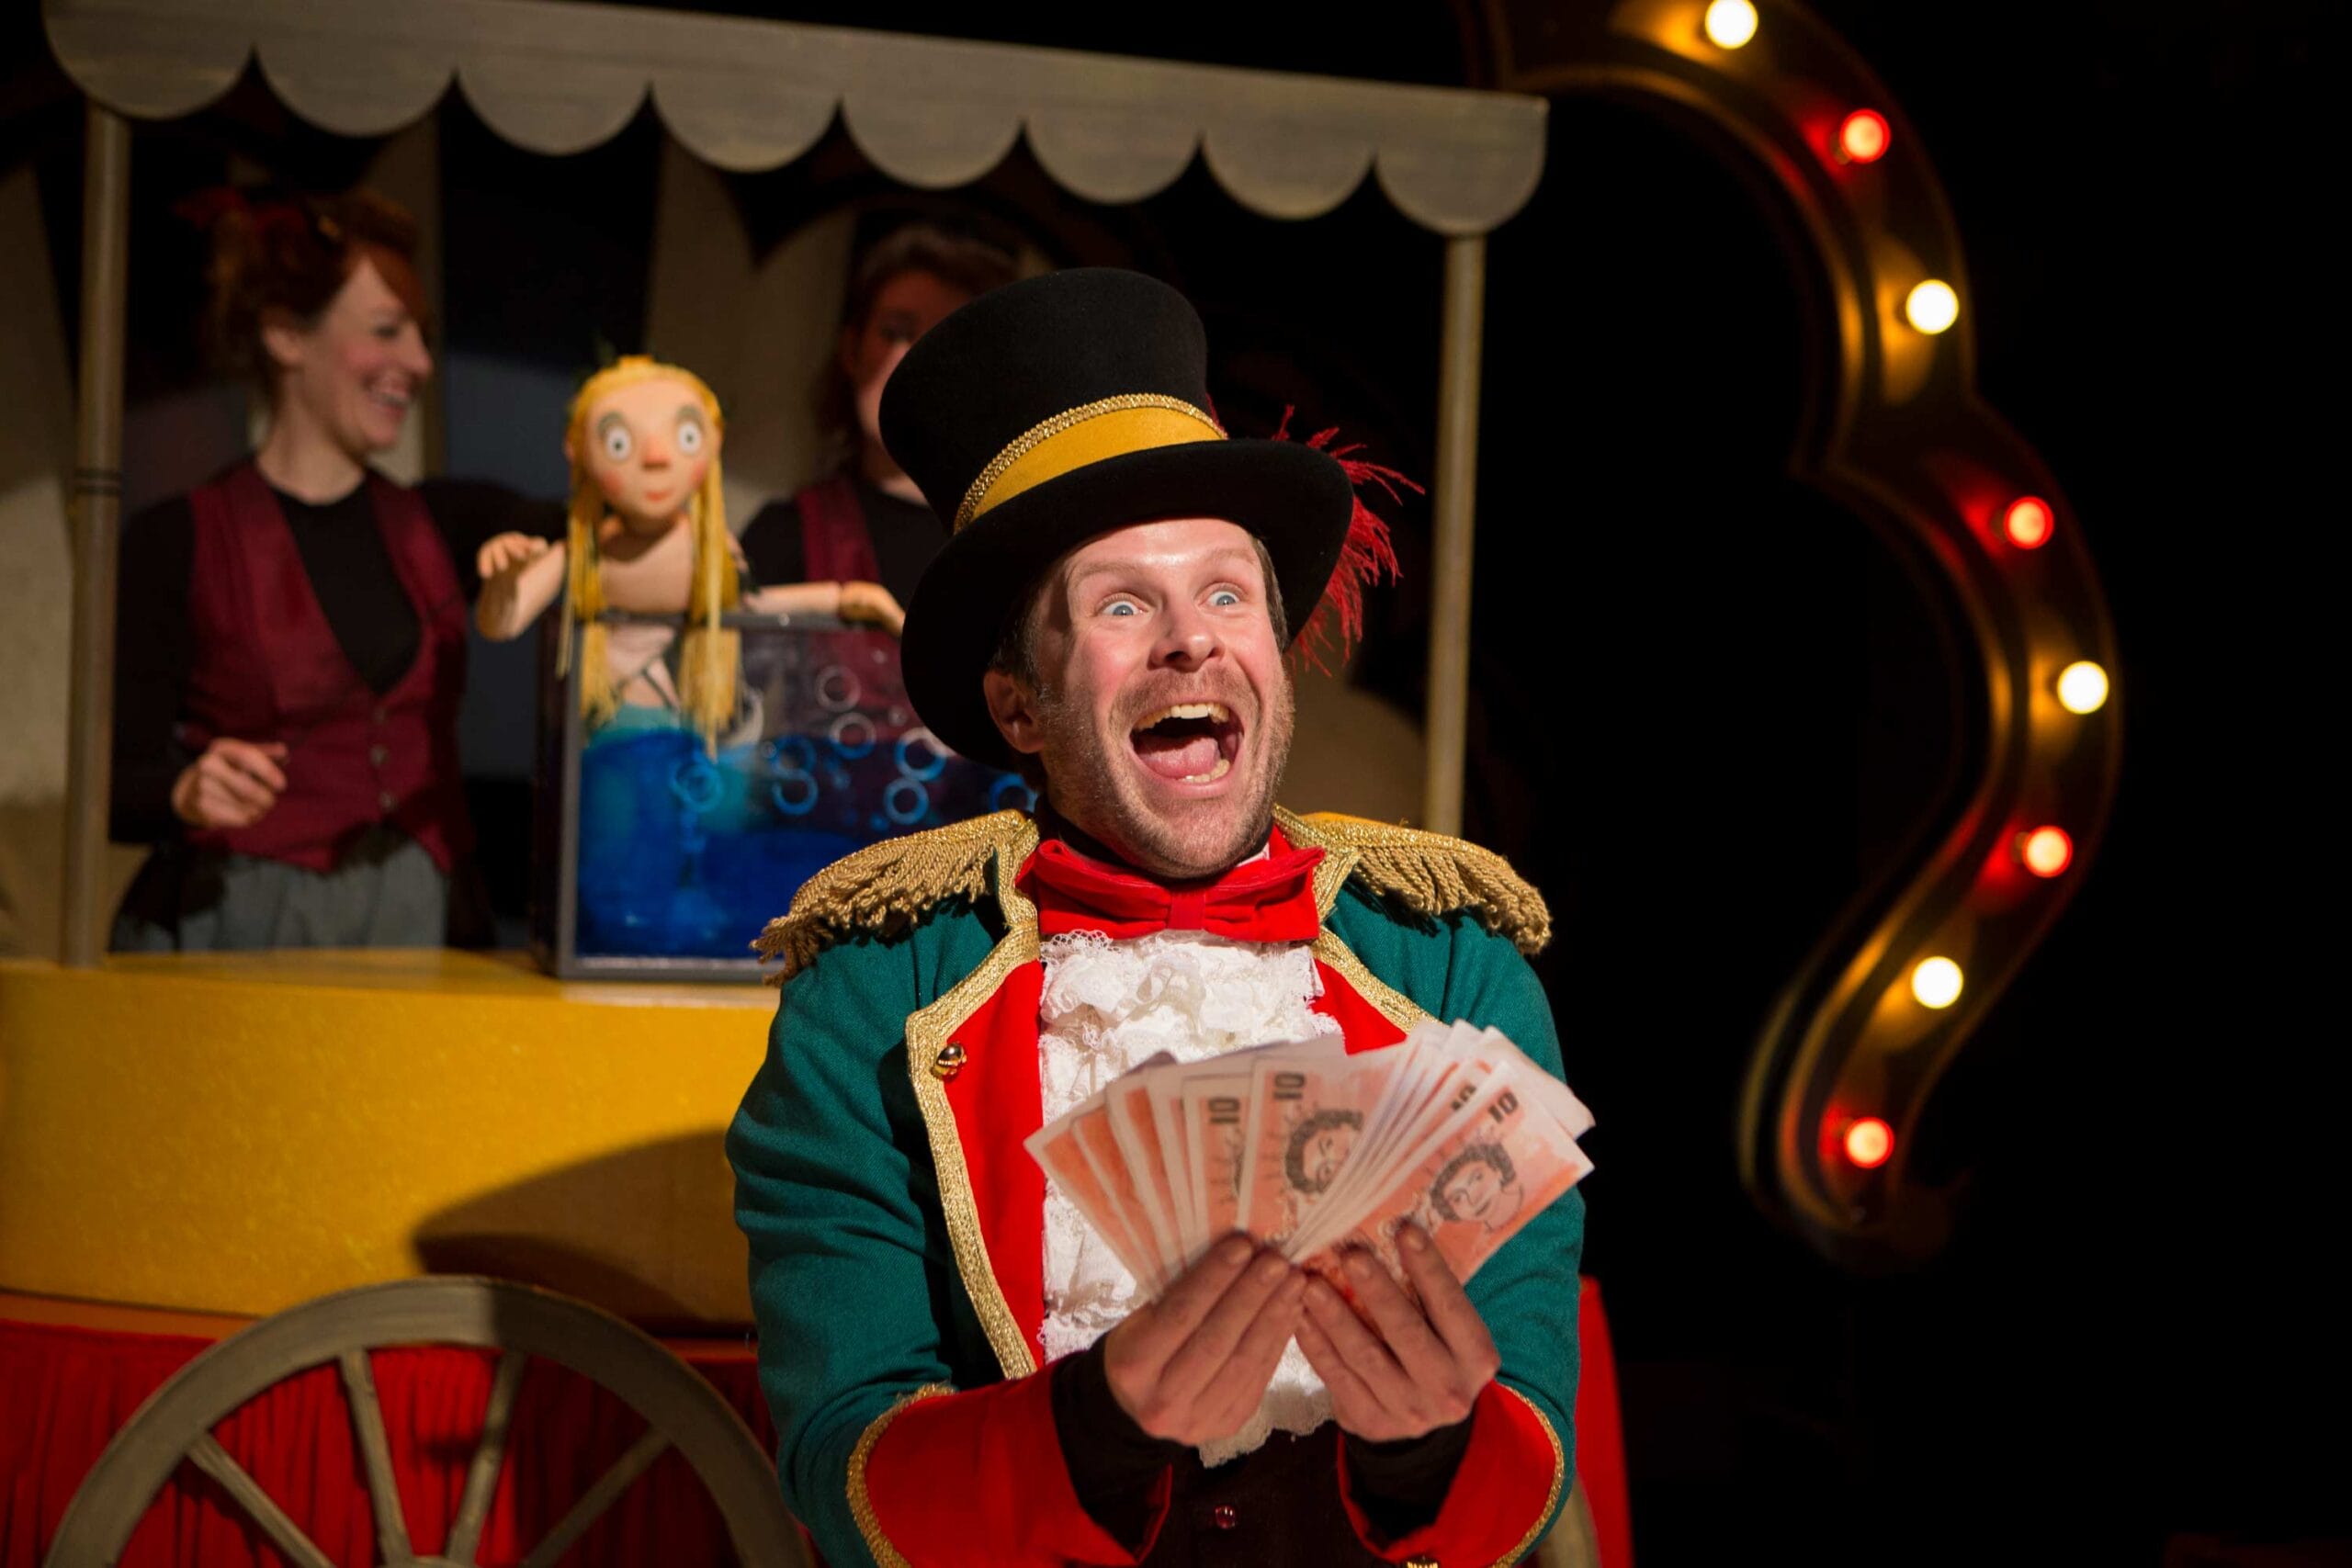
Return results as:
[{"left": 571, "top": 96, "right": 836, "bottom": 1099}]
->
[{"left": 1017, "top": 831, "right": 1326, "bottom": 943}]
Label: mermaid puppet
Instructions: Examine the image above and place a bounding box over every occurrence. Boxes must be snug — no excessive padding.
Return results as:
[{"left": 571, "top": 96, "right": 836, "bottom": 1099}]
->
[
  {"left": 477, "top": 356, "right": 748, "bottom": 748},
  {"left": 477, "top": 355, "right": 907, "bottom": 747},
  {"left": 481, "top": 356, "right": 932, "bottom": 956}
]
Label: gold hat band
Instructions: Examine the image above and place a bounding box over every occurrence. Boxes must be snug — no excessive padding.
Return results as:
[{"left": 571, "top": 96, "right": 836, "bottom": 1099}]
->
[{"left": 954, "top": 394, "right": 1224, "bottom": 532}]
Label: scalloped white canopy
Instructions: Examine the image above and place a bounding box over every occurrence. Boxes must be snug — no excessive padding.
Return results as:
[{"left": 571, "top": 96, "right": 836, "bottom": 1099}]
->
[{"left": 43, "top": 0, "right": 1547, "bottom": 235}]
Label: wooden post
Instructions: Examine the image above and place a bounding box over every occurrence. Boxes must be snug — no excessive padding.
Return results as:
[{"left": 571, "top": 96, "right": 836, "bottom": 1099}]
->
[
  {"left": 1422, "top": 233, "right": 1485, "bottom": 838},
  {"left": 61, "top": 103, "right": 130, "bottom": 966}
]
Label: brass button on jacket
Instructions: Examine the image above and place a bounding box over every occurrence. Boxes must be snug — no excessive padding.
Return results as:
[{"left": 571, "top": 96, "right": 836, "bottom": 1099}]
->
[{"left": 930, "top": 1043, "right": 967, "bottom": 1081}]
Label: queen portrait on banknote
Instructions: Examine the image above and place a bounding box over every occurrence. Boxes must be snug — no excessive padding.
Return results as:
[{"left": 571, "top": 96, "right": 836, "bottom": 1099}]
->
[{"left": 728, "top": 268, "right": 1592, "bottom": 1568}]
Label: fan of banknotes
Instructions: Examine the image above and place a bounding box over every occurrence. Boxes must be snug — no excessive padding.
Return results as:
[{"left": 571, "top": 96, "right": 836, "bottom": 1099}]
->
[{"left": 1023, "top": 1020, "right": 1594, "bottom": 1301}]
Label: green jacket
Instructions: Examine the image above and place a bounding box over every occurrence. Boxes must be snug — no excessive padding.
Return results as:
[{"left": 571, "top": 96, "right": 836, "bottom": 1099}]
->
[{"left": 728, "top": 808, "right": 1582, "bottom": 1567}]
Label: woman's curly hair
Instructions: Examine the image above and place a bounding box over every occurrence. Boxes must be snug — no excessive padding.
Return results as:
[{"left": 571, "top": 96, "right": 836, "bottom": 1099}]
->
[{"left": 182, "top": 186, "right": 424, "bottom": 389}]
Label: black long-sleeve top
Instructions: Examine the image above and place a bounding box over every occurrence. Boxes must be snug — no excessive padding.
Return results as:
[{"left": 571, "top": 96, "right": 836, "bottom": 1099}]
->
[{"left": 109, "top": 476, "right": 562, "bottom": 844}]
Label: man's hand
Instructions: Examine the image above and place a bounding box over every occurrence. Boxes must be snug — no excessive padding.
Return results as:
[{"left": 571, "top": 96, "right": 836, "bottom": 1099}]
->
[
  {"left": 476, "top": 531, "right": 549, "bottom": 581},
  {"left": 170, "top": 738, "right": 289, "bottom": 830},
  {"left": 1295, "top": 1223, "right": 1500, "bottom": 1441},
  {"left": 1100, "top": 1234, "right": 1305, "bottom": 1446}
]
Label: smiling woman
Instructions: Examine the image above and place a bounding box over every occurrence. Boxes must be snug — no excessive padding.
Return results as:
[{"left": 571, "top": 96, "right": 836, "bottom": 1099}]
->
[{"left": 107, "top": 186, "right": 560, "bottom": 953}]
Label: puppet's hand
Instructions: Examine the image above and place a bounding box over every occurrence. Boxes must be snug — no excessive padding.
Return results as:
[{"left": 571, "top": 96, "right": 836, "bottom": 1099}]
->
[
  {"left": 171, "top": 738, "right": 289, "bottom": 830},
  {"left": 741, "top": 582, "right": 835, "bottom": 617},
  {"left": 477, "top": 531, "right": 549, "bottom": 581},
  {"left": 1296, "top": 1223, "right": 1498, "bottom": 1441},
  {"left": 836, "top": 580, "right": 907, "bottom": 637},
  {"left": 1100, "top": 1235, "right": 1305, "bottom": 1446}
]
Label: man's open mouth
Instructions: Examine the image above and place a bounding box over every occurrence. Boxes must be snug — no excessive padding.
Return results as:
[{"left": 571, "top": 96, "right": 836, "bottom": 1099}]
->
[{"left": 1129, "top": 701, "right": 1243, "bottom": 784}]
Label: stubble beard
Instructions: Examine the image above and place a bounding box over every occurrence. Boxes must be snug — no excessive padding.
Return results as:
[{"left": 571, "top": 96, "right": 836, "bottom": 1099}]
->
[{"left": 1034, "top": 671, "right": 1295, "bottom": 880}]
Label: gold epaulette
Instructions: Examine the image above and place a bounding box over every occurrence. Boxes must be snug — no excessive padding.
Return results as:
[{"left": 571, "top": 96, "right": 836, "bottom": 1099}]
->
[
  {"left": 1280, "top": 808, "right": 1552, "bottom": 954},
  {"left": 752, "top": 810, "right": 1038, "bottom": 982}
]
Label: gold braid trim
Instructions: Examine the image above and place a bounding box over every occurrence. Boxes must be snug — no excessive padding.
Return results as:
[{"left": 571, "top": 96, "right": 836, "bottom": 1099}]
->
[
  {"left": 1313, "top": 928, "right": 1431, "bottom": 1032},
  {"left": 752, "top": 811, "right": 1039, "bottom": 982},
  {"left": 846, "top": 1382, "right": 954, "bottom": 1568},
  {"left": 1278, "top": 808, "right": 1553, "bottom": 954}
]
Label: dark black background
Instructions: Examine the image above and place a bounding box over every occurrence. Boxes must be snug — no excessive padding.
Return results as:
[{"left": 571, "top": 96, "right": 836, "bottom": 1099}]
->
[{"left": 5, "top": 1, "right": 2334, "bottom": 1561}]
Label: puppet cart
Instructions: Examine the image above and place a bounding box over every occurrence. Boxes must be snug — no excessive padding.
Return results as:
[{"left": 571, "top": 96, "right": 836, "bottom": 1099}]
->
[
  {"left": 0, "top": 954, "right": 1628, "bottom": 1564},
  {"left": 0, "top": 953, "right": 808, "bottom": 1565},
  {"left": 16, "top": 0, "right": 1634, "bottom": 1559}
]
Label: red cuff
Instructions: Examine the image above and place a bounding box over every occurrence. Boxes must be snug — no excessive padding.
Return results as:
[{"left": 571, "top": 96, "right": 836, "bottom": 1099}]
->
[
  {"left": 858, "top": 1372, "right": 1162, "bottom": 1567},
  {"left": 1337, "top": 1382, "right": 1566, "bottom": 1567}
]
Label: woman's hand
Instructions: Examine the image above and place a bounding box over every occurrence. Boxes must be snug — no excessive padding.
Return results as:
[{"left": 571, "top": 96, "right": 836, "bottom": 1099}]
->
[
  {"left": 837, "top": 580, "right": 907, "bottom": 637},
  {"left": 170, "top": 738, "right": 289, "bottom": 830},
  {"left": 477, "top": 531, "right": 549, "bottom": 581}
]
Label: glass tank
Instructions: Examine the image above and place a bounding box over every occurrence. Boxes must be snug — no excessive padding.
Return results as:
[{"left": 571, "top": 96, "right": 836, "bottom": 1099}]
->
[{"left": 531, "top": 611, "right": 1034, "bottom": 980}]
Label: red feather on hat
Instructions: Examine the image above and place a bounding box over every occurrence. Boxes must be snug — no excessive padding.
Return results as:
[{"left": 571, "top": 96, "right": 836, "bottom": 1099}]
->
[{"left": 1268, "top": 408, "right": 1414, "bottom": 673}]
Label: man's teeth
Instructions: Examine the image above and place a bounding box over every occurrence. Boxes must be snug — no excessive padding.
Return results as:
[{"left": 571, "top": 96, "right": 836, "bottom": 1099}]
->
[
  {"left": 1182, "top": 755, "right": 1233, "bottom": 784},
  {"left": 371, "top": 388, "right": 412, "bottom": 409},
  {"left": 1139, "top": 701, "right": 1232, "bottom": 728}
]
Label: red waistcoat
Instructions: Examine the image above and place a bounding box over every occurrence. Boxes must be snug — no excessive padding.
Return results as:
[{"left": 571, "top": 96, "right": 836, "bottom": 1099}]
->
[
  {"left": 795, "top": 474, "right": 918, "bottom": 737},
  {"left": 181, "top": 463, "right": 472, "bottom": 874}
]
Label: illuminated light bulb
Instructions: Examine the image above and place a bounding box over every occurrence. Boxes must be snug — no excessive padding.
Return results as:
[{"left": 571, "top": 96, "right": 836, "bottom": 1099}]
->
[
  {"left": 1703, "top": 0, "right": 1758, "bottom": 49},
  {"left": 1905, "top": 279, "right": 1960, "bottom": 333},
  {"left": 2003, "top": 495, "right": 2054, "bottom": 549},
  {"left": 1838, "top": 109, "right": 1891, "bottom": 164},
  {"left": 1911, "top": 956, "right": 1963, "bottom": 1009},
  {"left": 2057, "top": 660, "right": 2110, "bottom": 714},
  {"left": 1843, "top": 1116, "right": 1894, "bottom": 1169},
  {"left": 2018, "top": 826, "right": 2074, "bottom": 878}
]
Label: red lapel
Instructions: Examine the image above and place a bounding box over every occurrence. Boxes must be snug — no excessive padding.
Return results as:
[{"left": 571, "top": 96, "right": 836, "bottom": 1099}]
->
[
  {"left": 1312, "top": 960, "right": 1409, "bottom": 1054},
  {"left": 937, "top": 957, "right": 1048, "bottom": 1366}
]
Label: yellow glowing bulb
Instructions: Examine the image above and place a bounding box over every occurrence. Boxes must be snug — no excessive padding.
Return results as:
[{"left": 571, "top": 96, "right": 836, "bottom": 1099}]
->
[
  {"left": 1911, "top": 956, "right": 1963, "bottom": 1010},
  {"left": 1905, "top": 279, "right": 1960, "bottom": 333},
  {"left": 2057, "top": 660, "right": 2110, "bottom": 714},
  {"left": 1703, "top": 0, "right": 1759, "bottom": 48}
]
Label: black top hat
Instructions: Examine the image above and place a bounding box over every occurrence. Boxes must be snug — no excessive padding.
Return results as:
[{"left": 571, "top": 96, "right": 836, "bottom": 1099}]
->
[{"left": 883, "top": 268, "right": 1355, "bottom": 769}]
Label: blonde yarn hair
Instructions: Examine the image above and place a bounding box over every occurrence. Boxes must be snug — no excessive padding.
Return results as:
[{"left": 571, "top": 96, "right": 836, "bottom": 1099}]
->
[{"left": 560, "top": 356, "right": 739, "bottom": 747}]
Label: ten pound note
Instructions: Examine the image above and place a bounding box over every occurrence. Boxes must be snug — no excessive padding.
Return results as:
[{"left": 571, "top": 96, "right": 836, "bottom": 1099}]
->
[{"left": 1023, "top": 1021, "right": 1593, "bottom": 1300}]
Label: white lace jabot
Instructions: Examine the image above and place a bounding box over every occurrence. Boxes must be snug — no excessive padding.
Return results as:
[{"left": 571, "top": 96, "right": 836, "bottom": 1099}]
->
[{"left": 1036, "top": 927, "right": 1340, "bottom": 1466}]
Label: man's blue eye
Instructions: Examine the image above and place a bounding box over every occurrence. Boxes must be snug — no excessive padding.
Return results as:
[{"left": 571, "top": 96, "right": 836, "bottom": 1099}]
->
[
  {"left": 1107, "top": 603, "right": 1136, "bottom": 616},
  {"left": 1211, "top": 591, "right": 1240, "bottom": 606}
]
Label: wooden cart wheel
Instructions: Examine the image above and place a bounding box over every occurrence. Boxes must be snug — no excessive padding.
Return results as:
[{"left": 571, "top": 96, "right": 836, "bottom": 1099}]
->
[{"left": 43, "top": 1277, "right": 805, "bottom": 1568}]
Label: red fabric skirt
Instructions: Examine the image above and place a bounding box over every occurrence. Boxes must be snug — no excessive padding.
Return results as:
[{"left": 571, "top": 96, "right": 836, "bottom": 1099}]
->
[{"left": 0, "top": 1315, "right": 775, "bottom": 1568}]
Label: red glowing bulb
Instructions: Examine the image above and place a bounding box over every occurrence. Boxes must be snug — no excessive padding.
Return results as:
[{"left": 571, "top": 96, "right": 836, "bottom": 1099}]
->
[
  {"left": 2019, "top": 826, "right": 2074, "bottom": 878},
  {"left": 1838, "top": 109, "right": 1891, "bottom": 164},
  {"left": 2003, "top": 495, "right": 2054, "bottom": 548},
  {"left": 1843, "top": 1117, "right": 1894, "bottom": 1169}
]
